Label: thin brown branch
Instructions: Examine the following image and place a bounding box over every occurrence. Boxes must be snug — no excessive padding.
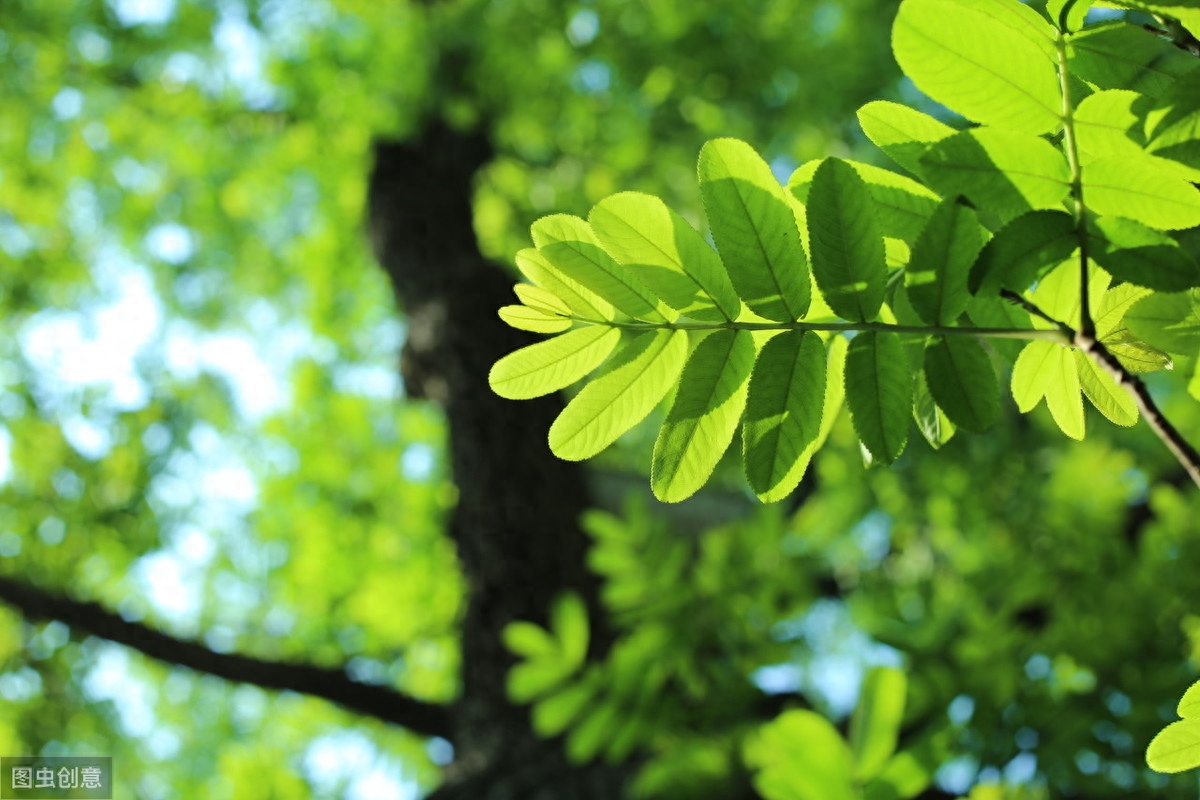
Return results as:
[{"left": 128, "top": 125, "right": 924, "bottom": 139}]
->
[
  {"left": 1076, "top": 333, "right": 1200, "bottom": 490},
  {"left": 0, "top": 575, "right": 454, "bottom": 740}
]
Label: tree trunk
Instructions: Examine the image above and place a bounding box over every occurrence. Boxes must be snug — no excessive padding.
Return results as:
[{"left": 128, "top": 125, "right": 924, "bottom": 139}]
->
[{"left": 367, "top": 123, "right": 629, "bottom": 798}]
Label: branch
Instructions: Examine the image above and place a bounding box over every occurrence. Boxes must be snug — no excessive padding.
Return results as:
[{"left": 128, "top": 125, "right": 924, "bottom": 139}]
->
[
  {"left": 0, "top": 575, "right": 454, "bottom": 740},
  {"left": 1001, "top": 291, "right": 1200, "bottom": 490},
  {"left": 1075, "top": 332, "right": 1200, "bottom": 490}
]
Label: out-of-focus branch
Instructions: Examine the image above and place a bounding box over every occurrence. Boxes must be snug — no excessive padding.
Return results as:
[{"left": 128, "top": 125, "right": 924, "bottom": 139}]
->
[{"left": 0, "top": 575, "right": 453, "bottom": 740}]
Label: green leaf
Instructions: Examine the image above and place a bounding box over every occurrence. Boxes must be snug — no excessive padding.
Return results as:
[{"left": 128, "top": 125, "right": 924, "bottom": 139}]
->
[
  {"left": 1101, "top": 2, "right": 1200, "bottom": 40},
  {"left": 1011, "top": 340, "right": 1085, "bottom": 439},
  {"left": 919, "top": 128, "right": 1070, "bottom": 225},
  {"left": 845, "top": 332, "right": 911, "bottom": 464},
  {"left": 1126, "top": 291, "right": 1200, "bottom": 354},
  {"left": 1073, "top": 89, "right": 1146, "bottom": 161},
  {"left": 549, "top": 329, "right": 689, "bottom": 460},
  {"left": 970, "top": 210, "right": 1077, "bottom": 295},
  {"left": 913, "top": 367, "right": 956, "bottom": 449},
  {"left": 966, "top": 295, "right": 1034, "bottom": 362},
  {"left": 1102, "top": 328, "right": 1174, "bottom": 373},
  {"left": 856, "top": 101, "right": 956, "bottom": 176},
  {"left": 1148, "top": 718, "right": 1200, "bottom": 773},
  {"left": 550, "top": 592, "right": 590, "bottom": 669},
  {"left": 516, "top": 247, "right": 615, "bottom": 321},
  {"left": 1089, "top": 216, "right": 1200, "bottom": 291},
  {"left": 744, "top": 709, "right": 856, "bottom": 800},
  {"left": 742, "top": 331, "right": 827, "bottom": 502},
  {"left": 1083, "top": 157, "right": 1200, "bottom": 231},
  {"left": 698, "top": 138, "right": 810, "bottom": 321},
  {"left": 589, "top": 191, "right": 741, "bottom": 321},
  {"left": 489, "top": 326, "right": 621, "bottom": 400},
  {"left": 924, "top": 336, "right": 1000, "bottom": 433},
  {"left": 790, "top": 156, "right": 941, "bottom": 245},
  {"left": 807, "top": 158, "right": 887, "bottom": 321},
  {"left": 514, "top": 283, "right": 573, "bottom": 316},
  {"left": 1075, "top": 350, "right": 1138, "bottom": 426},
  {"left": 503, "top": 621, "right": 559, "bottom": 660},
  {"left": 497, "top": 304, "right": 573, "bottom": 334},
  {"left": 532, "top": 679, "right": 598, "bottom": 737},
  {"left": 567, "top": 702, "right": 621, "bottom": 763},
  {"left": 850, "top": 667, "right": 907, "bottom": 784},
  {"left": 1177, "top": 679, "right": 1200, "bottom": 718},
  {"left": 532, "top": 214, "right": 673, "bottom": 321},
  {"left": 1145, "top": 68, "right": 1200, "bottom": 176},
  {"left": 1068, "top": 20, "right": 1199, "bottom": 96},
  {"left": 892, "top": 0, "right": 1061, "bottom": 134},
  {"left": 652, "top": 330, "right": 756, "bottom": 502},
  {"left": 508, "top": 660, "right": 574, "bottom": 704},
  {"left": 905, "top": 198, "right": 983, "bottom": 325}
]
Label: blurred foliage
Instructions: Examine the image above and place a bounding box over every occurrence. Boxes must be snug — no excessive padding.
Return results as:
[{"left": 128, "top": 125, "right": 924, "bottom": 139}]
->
[{"left": 0, "top": 0, "right": 1199, "bottom": 797}]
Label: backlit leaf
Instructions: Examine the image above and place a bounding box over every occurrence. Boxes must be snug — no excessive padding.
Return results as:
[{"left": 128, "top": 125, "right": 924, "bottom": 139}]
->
[
  {"left": 516, "top": 247, "right": 615, "bottom": 321},
  {"left": 743, "top": 331, "right": 826, "bottom": 502},
  {"left": 856, "top": 101, "right": 956, "bottom": 176},
  {"left": 498, "top": 304, "right": 572, "bottom": 333},
  {"left": 807, "top": 158, "right": 887, "bottom": 321},
  {"left": 550, "top": 329, "right": 689, "bottom": 460},
  {"left": 652, "top": 330, "right": 756, "bottom": 502},
  {"left": 698, "top": 138, "right": 810, "bottom": 321},
  {"left": 893, "top": 0, "right": 1061, "bottom": 134},
  {"left": 1075, "top": 350, "right": 1138, "bottom": 426},
  {"left": 489, "top": 326, "right": 621, "bottom": 400},
  {"left": 589, "top": 192, "right": 741, "bottom": 321},
  {"left": 532, "top": 214, "right": 673, "bottom": 321},
  {"left": 905, "top": 198, "right": 983, "bottom": 325},
  {"left": 845, "top": 332, "right": 911, "bottom": 464},
  {"left": 1126, "top": 291, "right": 1200, "bottom": 354},
  {"left": 924, "top": 336, "right": 1000, "bottom": 432},
  {"left": 919, "top": 128, "right": 1070, "bottom": 225},
  {"left": 1067, "top": 20, "right": 1199, "bottom": 96},
  {"left": 970, "top": 210, "right": 1077, "bottom": 295},
  {"left": 1089, "top": 216, "right": 1200, "bottom": 291},
  {"left": 1082, "top": 156, "right": 1200, "bottom": 231},
  {"left": 1147, "top": 718, "right": 1200, "bottom": 774},
  {"left": 850, "top": 667, "right": 907, "bottom": 784}
]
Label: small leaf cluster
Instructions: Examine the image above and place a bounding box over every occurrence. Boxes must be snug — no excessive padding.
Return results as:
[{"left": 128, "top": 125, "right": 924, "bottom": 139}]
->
[{"left": 491, "top": 0, "right": 1200, "bottom": 503}]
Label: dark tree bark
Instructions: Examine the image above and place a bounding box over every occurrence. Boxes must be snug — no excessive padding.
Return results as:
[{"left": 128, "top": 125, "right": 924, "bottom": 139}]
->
[{"left": 367, "top": 122, "right": 629, "bottom": 798}]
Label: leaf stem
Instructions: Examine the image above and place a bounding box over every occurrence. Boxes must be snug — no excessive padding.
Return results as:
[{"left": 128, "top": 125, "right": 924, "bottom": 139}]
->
[
  {"left": 1055, "top": 31, "right": 1094, "bottom": 339},
  {"left": 568, "top": 316, "right": 1070, "bottom": 343}
]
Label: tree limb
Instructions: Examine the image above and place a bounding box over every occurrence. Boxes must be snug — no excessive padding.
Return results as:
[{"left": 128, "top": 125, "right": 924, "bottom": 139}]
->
[{"left": 0, "top": 574, "right": 454, "bottom": 740}]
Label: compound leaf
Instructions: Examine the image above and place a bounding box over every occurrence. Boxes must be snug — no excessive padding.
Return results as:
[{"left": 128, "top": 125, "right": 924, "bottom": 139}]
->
[
  {"left": 498, "top": 304, "right": 573, "bottom": 333},
  {"left": 516, "top": 247, "right": 615, "bottom": 321},
  {"left": 1075, "top": 349, "right": 1138, "bottom": 426},
  {"left": 1067, "top": 20, "right": 1199, "bottom": 96}
]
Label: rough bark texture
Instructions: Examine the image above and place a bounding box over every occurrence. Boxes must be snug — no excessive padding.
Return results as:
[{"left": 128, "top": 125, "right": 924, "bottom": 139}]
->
[{"left": 367, "top": 123, "right": 629, "bottom": 798}]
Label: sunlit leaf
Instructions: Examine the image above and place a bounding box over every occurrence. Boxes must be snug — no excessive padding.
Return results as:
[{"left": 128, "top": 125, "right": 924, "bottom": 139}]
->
[
  {"left": 589, "top": 192, "right": 741, "bottom": 321},
  {"left": 532, "top": 214, "right": 673, "bottom": 321},
  {"left": 489, "top": 326, "right": 621, "bottom": 400},
  {"left": 498, "top": 304, "right": 573, "bottom": 333},
  {"left": 919, "top": 128, "right": 1070, "bottom": 225},
  {"left": 1082, "top": 156, "right": 1200, "bottom": 231},
  {"left": 970, "top": 210, "right": 1077, "bottom": 295},
  {"left": 856, "top": 100, "right": 956, "bottom": 176},
  {"left": 1075, "top": 350, "right": 1138, "bottom": 426},
  {"left": 1148, "top": 718, "right": 1200, "bottom": 774},
  {"left": 1089, "top": 216, "right": 1200, "bottom": 291},
  {"left": 850, "top": 667, "right": 907, "bottom": 784},
  {"left": 893, "top": 0, "right": 1061, "bottom": 134},
  {"left": 652, "top": 330, "right": 756, "bottom": 502},
  {"left": 550, "top": 329, "right": 689, "bottom": 460},
  {"left": 516, "top": 247, "right": 615, "bottom": 321},
  {"left": 698, "top": 138, "right": 810, "bottom": 321},
  {"left": 1067, "top": 20, "right": 1199, "bottom": 96}
]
